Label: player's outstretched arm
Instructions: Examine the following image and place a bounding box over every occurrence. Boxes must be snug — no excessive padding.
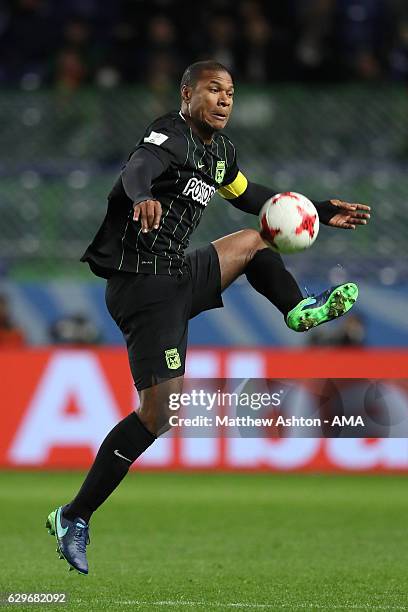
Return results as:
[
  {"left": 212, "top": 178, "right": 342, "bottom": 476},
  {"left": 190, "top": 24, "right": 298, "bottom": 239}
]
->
[
  {"left": 315, "top": 199, "right": 371, "bottom": 229},
  {"left": 217, "top": 170, "right": 371, "bottom": 230},
  {"left": 219, "top": 180, "right": 371, "bottom": 231}
]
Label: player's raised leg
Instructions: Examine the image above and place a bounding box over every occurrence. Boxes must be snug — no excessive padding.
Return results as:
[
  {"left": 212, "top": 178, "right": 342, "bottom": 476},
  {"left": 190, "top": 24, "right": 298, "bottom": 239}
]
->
[
  {"left": 213, "top": 228, "right": 302, "bottom": 306},
  {"left": 212, "top": 228, "right": 358, "bottom": 331}
]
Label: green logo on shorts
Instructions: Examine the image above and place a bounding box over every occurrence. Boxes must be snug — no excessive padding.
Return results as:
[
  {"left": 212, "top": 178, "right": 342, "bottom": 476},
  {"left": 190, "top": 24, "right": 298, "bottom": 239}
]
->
[
  {"left": 215, "top": 160, "right": 226, "bottom": 184},
  {"left": 165, "top": 348, "right": 181, "bottom": 370}
]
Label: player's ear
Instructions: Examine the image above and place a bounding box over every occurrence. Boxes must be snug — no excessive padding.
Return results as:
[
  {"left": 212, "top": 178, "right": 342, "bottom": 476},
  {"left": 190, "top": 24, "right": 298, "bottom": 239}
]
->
[{"left": 181, "top": 84, "right": 192, "bottom": 103}]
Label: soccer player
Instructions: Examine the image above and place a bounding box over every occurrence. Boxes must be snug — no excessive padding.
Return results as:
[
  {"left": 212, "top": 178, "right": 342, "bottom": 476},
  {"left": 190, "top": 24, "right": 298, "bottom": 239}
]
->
[{"left": 45, "top": 60, "right": 371, "bottom": 574}]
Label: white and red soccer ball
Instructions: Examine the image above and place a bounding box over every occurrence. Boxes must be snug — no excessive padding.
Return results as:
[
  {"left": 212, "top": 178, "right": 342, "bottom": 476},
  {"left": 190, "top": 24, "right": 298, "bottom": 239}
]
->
[{"left": 259, "top": 192, "right": 319, "bottom": 254}]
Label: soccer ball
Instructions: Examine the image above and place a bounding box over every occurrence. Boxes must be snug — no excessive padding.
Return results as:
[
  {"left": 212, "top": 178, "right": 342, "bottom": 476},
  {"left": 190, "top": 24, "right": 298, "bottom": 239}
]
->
[{"left": 259, "top": 192, "right": 319, "bottom": 254}]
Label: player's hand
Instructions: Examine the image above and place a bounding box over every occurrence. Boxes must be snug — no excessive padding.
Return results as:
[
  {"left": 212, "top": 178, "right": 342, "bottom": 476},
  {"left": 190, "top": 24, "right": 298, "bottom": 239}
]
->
[
  {"left": 133, "top": 199, "right": 162, "bottom": 232},
  {"left": 327, "top": 199, "right": 371, "bottom": 230}
]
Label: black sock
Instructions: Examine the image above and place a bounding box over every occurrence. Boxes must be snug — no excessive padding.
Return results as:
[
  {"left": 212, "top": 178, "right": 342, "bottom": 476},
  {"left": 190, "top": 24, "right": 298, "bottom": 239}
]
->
[
  {"left": 63, "top": 412, "right": 155, "bottom": 523},
  {"left": 245, "top": 248, "right": 303, "bottom": 316}
]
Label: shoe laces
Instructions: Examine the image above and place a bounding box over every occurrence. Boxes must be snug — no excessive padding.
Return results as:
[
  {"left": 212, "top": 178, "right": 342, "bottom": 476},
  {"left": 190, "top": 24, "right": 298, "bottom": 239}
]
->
[
  {"left": 74, "top": 523, "right": 90, "bottom": 553},
  {"left": 314, "top": 287, "right": 333, "bottom": 306},
  {"left": 301, "top": 286, "right": 333, "bottom": 310}
]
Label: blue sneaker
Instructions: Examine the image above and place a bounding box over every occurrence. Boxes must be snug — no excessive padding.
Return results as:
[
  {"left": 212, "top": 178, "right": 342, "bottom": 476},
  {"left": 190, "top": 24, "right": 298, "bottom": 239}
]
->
[
  {"left": 45, "top": 506, "right": 90, "bottom": 575},
  {"left": 286, "top": 283, "right": 358, "bottom": 332}
]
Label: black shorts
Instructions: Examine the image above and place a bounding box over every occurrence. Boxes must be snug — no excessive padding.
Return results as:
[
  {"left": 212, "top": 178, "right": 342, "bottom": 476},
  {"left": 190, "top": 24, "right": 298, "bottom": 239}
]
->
[{"left": 105, "top": 244, "right": 223, "bottom": 391}]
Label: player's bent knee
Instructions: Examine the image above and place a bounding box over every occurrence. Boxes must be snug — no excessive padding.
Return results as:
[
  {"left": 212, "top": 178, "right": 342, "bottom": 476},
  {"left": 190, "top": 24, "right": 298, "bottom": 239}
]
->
[
  {"left": 213, "top": 228, "right": 264, "bottom": 260},
  {"left": 241, "top": 228, "right": 266, "bottom": 260}
]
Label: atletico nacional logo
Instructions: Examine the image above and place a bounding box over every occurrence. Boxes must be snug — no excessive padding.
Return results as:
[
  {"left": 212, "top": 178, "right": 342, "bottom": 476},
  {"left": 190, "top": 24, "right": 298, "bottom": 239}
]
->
[
  {"left": 215, "top": 160, "right": 226, "bottom": 184},
  {"left": 165, "top": 348, "right": 181, "bottom": 370}
]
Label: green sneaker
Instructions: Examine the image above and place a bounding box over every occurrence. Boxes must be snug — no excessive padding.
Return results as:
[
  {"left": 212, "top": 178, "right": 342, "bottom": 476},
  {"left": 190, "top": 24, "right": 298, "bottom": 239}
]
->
[{"left": 286, "top": 283, "right": 358, "bottom": 332}]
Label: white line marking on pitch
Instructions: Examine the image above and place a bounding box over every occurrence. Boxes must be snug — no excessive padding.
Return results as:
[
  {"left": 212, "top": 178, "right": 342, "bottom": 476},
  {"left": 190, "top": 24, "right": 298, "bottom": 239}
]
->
[
  {"left": 73, "top": 599, "right": 407, "bottom": 610},
  {"left": 117, "top": 603, "right": 273, "bottom": 608},
  {"left": 112, "top": 601, "right": 407, "bottom": 610}
]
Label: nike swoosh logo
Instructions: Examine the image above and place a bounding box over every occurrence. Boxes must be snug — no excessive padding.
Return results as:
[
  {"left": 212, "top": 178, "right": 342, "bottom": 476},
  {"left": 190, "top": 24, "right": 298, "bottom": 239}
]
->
[
  {"left": 56, "top": 508, "right": 69, "bottom": 538},
  {"left": 114, "top": 449, "right": 132, "bottom": 463},
  {"left": 198, "top": 163, "right": 205, "bottom": 169}
]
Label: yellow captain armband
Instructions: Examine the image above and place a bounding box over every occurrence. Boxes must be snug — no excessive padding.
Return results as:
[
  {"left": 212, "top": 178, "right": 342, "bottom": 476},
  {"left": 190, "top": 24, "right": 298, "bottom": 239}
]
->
[{"left": 217, "top": 171, "right": 248, "bottom": 199}]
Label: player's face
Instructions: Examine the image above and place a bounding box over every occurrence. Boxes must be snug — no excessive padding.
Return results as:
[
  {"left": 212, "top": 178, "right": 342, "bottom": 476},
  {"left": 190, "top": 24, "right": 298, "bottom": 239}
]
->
[{"left": 188, "top": 70, "right": 234, "bottom": 132}]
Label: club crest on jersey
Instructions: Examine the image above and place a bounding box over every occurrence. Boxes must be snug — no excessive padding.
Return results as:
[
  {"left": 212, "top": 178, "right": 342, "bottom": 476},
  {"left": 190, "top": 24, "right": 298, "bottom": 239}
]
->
[
  {"left": 165, "top": 348, "right": 181, "bottom": 370},
  {"left": 183, "top": 177, "right": 216, "bottom": 206},
  {"left": 215, "top": 160, "right": 226, "bottom": 184}
]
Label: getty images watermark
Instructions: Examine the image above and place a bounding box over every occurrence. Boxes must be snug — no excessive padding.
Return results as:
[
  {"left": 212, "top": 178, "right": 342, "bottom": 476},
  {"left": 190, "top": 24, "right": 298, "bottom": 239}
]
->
[
  {"left": 168, "top": 388, "right": 283, "bottom": 412},
  {"left": 167, "top": 387, "right": 363, "bottom": 429},
  {"left": 163, "top": 379, "right": 408, "bottom": 438}
]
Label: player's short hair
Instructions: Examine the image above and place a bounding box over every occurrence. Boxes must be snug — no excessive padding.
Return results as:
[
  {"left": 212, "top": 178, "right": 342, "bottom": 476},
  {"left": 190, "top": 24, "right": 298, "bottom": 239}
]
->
[{"left": 180, "top": 60, "right": 233, "bottom": 89}]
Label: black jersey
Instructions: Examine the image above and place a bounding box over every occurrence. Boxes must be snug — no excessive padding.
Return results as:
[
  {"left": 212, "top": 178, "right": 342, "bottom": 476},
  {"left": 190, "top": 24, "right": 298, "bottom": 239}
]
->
[{"left": 81, "top": 111, "right": 242, "bottom": 277}]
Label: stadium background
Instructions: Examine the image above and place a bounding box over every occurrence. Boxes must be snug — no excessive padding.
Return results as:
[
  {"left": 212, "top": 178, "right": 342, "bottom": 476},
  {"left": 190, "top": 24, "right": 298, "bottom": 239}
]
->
[{"left": 1, "top": 0, "right": 407, "bottom": 474}]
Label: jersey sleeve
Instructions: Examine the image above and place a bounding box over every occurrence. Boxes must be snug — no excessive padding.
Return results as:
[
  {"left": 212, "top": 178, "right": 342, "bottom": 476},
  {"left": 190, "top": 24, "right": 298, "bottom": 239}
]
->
[
  {"left": 133, "top": 122, "right": 187, "bottom": 168},
  {"left": 121, "top": 147, "right": 166, "bottom": 205}
]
